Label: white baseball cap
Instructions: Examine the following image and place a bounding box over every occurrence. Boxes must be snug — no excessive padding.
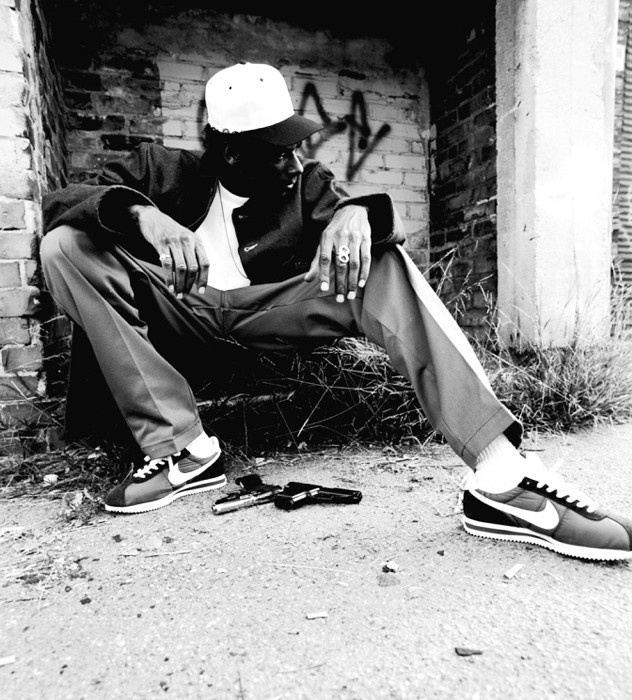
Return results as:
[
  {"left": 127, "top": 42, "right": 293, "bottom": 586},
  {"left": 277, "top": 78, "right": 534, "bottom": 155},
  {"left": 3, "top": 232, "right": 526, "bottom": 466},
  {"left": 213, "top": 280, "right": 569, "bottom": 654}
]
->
[{"left": 205, "top": 62, "right": 322, "bottom": 146}]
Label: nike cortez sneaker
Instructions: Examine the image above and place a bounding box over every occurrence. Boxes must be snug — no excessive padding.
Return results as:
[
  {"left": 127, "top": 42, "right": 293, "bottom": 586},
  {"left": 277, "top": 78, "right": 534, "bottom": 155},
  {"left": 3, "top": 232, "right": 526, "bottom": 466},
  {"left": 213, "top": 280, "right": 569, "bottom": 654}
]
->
[
  {"left": 104, "top": 438, "right": 227, "bottom": 514},
  {"left": 462, "top": 453, "right": 632, "bottom": 561}
]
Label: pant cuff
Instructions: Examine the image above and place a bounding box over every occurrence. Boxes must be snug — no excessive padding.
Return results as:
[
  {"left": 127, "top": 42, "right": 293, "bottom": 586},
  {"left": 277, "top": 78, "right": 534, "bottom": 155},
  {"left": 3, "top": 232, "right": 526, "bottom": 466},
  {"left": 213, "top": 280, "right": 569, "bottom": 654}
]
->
[{"left": 140, "top": 418, "right": 205, "bottom": 459}]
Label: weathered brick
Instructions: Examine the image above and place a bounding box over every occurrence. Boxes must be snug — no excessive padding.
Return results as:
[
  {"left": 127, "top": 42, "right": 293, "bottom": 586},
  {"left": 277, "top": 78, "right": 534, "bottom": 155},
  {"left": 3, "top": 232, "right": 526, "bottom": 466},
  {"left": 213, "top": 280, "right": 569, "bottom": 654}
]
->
[
  {"left": 23, "top": 259, "right": 38, "bottom": 285},
  {"left": 0, "top": 400, "right": 53, "bottom": 428},
  {"left": 93, "top": 93, "right": 160, "bottom": 115},
  {"left": 0, "top": 374, "right": 40, "bottom": 400},
  {"left": 0, "top": 134, "right": 32, "bottom": 166},
  {"left": 360, "top": 170, "right": 403, "bottom": 186},
  {"left": 0, "top": 34, "right": 22, "bottom": 73},
  {"left": 155, "top": 60, "right": 204, "bottom": 82},
  {"left": 104, "top": 115, "right": 126, "bottom": 131},
  {"left": 0, "top": 198, "right": 26, "bottom": 229},
  {"left": 405, "top": 232, "right": 429, "bottom": 250},
  {"left": 383, "top": 154, "right": 424, "bottom": 170},
  {"left": 0, "top": 317, "right": 30, "bottom": 345},
  {"left": 404, "top": 172, "right": 428, "bottom": 188},
  {"left": 68, "top": 113, "right": 103, "bottom": 131},
  {"left": 0, "top": 168, "right": 37, "bottom": 200},
  {"left": 128, "top": 117, "right": 163, "bottom": 135},
  {"left": 0, "top": 72, "right": 23, "bottom": 108},
  {"left": 0, "top": 105, "right": 28, "bottom": 137},
  {"left": 0, "top": 286, "right": 40, "bottom": 316},
  {"left": 0, "top": 260, "right": 21, "bottom": 287},
  {"left": 66, "top": 132, "right": 100, "bottom": 152},
  {"left": 0, "top": 232, "right": 35, "bottom": 259},
  {"left": 64, "top": 91, "right": 94, "bottom": 111},
  {"left": 2, "top": 343, "right": 43, "bottom": 372},
  {"left": 104, "top": 55, "right": 159, "bottom": 78},
  {"left": 390, "top": 187, "right": 425, "bottom": 204},
  {"left": 162, "top": 119, "right": 184, "bottom": 137},
  {"left": 407, "top": 203, "right": 427, "bottom": 221}
]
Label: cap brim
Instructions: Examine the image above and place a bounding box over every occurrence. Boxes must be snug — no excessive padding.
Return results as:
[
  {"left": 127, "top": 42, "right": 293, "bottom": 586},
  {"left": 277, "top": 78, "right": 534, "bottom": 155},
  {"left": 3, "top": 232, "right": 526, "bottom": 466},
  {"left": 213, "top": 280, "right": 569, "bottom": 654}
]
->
[{"left": 243, "top": 114, "right": 322, "bottom": 146}]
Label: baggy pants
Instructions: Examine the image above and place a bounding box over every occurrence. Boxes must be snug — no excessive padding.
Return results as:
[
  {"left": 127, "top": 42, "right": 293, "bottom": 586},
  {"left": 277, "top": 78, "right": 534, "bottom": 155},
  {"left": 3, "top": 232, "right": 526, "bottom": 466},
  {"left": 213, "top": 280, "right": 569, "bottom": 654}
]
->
[{"left": 40, "top": 226, "right": 521, "bottom": 468}]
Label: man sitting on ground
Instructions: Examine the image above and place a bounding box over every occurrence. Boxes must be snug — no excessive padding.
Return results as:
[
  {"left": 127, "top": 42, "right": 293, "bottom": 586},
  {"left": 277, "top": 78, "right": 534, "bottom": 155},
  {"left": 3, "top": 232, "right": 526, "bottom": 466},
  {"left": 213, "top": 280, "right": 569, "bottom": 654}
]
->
[{"left": 41, "top": 61, "right": 632, "bottom": 561}]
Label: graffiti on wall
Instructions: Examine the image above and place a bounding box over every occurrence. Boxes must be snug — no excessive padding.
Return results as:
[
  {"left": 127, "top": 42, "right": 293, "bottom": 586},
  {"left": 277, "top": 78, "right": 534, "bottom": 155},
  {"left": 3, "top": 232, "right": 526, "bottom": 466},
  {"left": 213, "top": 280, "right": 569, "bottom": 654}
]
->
[{"left": 297, "top": 82, "right": 391, "bottom": 181}]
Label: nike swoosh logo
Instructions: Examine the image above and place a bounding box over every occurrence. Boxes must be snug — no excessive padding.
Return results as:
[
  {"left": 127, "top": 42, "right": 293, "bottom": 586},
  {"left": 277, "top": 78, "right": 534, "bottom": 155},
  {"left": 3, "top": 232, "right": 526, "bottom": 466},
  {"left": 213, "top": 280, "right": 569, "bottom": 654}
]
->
[
  {"left": 243, "top": 243, "right": 258, "bottom": 252},
  {"left": 168, "top": 450, "right": 220, "bottom": 486},
  {"left": 472, "top": 491, "right": 560, "bottom": 530}
]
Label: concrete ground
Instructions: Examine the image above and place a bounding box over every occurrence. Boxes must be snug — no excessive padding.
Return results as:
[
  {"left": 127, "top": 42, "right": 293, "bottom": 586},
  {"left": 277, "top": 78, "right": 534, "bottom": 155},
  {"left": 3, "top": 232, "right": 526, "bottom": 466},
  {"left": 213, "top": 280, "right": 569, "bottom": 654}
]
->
[{"left": 1, "top": 422, "right": 632, "bottom": 699}]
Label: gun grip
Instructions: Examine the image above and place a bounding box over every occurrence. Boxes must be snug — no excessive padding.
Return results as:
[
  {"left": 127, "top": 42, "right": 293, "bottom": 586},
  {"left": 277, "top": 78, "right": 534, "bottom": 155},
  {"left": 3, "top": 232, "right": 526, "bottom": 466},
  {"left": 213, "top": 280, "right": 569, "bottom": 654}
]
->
[{"left": 235, "top": 474, "right": 264, "bottom": 491}]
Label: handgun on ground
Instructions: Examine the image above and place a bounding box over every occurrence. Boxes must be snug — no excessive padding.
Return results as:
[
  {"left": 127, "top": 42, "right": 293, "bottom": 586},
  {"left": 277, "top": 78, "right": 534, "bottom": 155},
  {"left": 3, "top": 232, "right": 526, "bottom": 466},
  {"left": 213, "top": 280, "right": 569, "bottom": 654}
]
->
[
  {"left": 211, "top": 474, "right": 281, "bottom": 514},
  {"left": 274, "top": 482, "right": 363, "bottom": 510}
]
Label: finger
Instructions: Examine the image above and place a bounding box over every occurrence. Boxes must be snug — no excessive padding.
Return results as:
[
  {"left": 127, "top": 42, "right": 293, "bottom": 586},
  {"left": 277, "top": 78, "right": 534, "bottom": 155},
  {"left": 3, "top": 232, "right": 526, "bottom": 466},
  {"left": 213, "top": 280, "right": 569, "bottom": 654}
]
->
[
  {"left": 169, "top": 244, "right": 187, "bottom": 298},
  {"left": 303, "top": 246, "right": 320, "bottom": 283},
  {"left": 358, "top": 237, "right": 372, "bottom": 289},
  {"left": 334, "top": 240, "right": 350, "bottom": 302},
  {"left": 194, "top": 239, "right": 209, "bottom": 293},
  {"left": 180, "top": 238, "right": 199, "bottom": 295},
  {"left": 345, "top": 238, "right": 361, "bottom": 300},
  {"left": 318, "top": 236, "right": 334, "bottom": 292},
  {"left": 157, "top": 248, "right": 175, "bottom": 292}
]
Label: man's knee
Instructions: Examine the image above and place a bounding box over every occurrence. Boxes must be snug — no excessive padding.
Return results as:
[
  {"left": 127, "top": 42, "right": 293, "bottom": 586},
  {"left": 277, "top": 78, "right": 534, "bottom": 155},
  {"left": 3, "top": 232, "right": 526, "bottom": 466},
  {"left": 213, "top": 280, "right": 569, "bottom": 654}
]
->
[{"left": 40, "top": 225, "right": 82, "bottom": 269}]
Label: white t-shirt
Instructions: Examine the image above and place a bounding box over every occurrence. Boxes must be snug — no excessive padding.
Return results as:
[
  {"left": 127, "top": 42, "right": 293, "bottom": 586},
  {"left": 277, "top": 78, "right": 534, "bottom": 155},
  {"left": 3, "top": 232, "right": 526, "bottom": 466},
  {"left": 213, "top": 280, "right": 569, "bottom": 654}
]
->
[{"left": 195, "top": 183, "right": 251, "bottom": 290}]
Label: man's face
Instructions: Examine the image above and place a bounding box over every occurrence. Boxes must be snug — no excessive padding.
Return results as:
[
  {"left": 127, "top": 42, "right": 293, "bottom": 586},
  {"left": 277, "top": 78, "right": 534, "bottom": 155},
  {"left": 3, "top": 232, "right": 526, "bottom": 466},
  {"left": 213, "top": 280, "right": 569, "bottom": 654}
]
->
[{"left": 232, "top": 140, "right": 304, "bottom": 198}]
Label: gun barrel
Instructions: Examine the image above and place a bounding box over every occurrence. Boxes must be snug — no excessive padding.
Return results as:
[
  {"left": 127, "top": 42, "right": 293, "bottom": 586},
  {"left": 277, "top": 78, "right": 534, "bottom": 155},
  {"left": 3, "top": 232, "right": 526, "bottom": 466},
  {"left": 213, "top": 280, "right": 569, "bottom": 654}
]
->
[
  {"left": 313, "top": 486, "right": 362, "bottom": 504},
  {"left": 212, "top": 489, "right": 278, "bottom": 514}
]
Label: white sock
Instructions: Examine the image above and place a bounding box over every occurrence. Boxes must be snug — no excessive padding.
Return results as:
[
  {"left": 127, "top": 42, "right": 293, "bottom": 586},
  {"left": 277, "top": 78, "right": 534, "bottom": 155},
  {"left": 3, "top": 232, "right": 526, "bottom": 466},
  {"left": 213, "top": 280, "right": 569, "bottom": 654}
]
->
[
  {"left": 474, "top": 434, "right": 526, "bottom": 493},
  {"left": 185, "top": 432, "right": 220, "bottom": 458}
]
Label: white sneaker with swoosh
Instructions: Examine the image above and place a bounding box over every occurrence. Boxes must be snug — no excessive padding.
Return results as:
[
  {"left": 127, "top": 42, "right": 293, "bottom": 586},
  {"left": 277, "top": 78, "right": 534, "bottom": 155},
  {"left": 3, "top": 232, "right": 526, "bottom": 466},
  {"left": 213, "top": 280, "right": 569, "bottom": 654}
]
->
[
  {"left": 167, "top": 439, "right": 222, "bottom": 486},
  {"left": 104, "top": 437, "right": 227, "bottom": 514},
  {"left": 462, "top": 453, "right": 632, "bottom": 561}
]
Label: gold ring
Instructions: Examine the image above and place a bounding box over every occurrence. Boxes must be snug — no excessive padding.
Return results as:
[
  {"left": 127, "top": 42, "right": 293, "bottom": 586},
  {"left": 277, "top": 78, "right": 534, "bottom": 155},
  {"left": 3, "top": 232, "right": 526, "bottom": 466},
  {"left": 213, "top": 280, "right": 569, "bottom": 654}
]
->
[
  {"left": 337, "top": 245, "right": 350, "bottom": 265},
  {"left": 159, "top": 253, "right": 171, "bottom": 264}
]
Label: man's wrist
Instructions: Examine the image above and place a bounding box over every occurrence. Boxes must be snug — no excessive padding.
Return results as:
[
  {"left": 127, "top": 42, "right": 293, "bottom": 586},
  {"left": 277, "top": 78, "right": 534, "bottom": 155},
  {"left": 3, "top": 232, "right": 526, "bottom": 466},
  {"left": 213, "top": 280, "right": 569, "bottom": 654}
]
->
[
  {"left": 129, "top": 204, "right": 155, "bottom": 221},
  {"left": 129, "top": 204, "right": 158, "bottom": 232}
]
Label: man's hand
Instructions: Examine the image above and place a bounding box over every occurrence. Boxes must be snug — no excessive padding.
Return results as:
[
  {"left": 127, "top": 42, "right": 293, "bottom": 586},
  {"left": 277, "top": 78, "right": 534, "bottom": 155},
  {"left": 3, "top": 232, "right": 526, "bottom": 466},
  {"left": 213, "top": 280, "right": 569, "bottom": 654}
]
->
[
  {"left": 304, "top": 205, "right": 371, "bottom": 302},
  {"left": 130, "top": 205, "right": 209, "bottom": 297}
]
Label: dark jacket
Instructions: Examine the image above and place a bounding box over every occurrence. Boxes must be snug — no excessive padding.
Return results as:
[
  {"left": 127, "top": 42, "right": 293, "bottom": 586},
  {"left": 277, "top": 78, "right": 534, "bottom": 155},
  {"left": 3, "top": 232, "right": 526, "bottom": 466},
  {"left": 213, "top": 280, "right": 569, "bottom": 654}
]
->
[{"left": 43, "top": 142, "right": 405, "bottom": 282}]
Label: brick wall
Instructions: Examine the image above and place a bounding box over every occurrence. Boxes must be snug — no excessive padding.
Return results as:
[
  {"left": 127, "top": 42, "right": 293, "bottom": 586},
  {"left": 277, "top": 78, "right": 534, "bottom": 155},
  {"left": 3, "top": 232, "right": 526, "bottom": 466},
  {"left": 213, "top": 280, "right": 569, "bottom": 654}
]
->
[
  {"left": 44, "top": 3, "right": 430, "bottom": 267},
  {"left": 427, "top": 0, "right": 497, "bottom": 337},
  {"left": 0, "top": 0, "right": 67, "bottom": 455}
]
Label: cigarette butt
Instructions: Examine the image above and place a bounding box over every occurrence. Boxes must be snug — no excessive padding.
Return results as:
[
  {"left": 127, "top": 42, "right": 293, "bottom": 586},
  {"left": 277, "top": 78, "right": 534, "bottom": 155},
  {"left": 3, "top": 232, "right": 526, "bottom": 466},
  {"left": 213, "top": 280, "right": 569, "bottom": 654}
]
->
[
  {"left": 0, "top": 656, "right": 16, "bottom": 667},
  {"left": 504, "top": 563, "right": 524, "bottom": 579},
  {"left": 455, "top": 647, "right": 483, "bottom": 657},
  {"left": 305, "top": 611, "right": 328, "bottom": 620}
]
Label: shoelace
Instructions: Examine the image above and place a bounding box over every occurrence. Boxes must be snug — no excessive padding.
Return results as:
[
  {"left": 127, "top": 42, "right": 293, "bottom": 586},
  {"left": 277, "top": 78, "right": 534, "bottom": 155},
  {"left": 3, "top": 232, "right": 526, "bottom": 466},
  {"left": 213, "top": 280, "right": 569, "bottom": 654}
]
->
[
  {"left": 524, "top": 453, "right": 599, "bottom": 513},
  {"left": 132, "top": 452, "right": 181, "bottom": 481}
]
